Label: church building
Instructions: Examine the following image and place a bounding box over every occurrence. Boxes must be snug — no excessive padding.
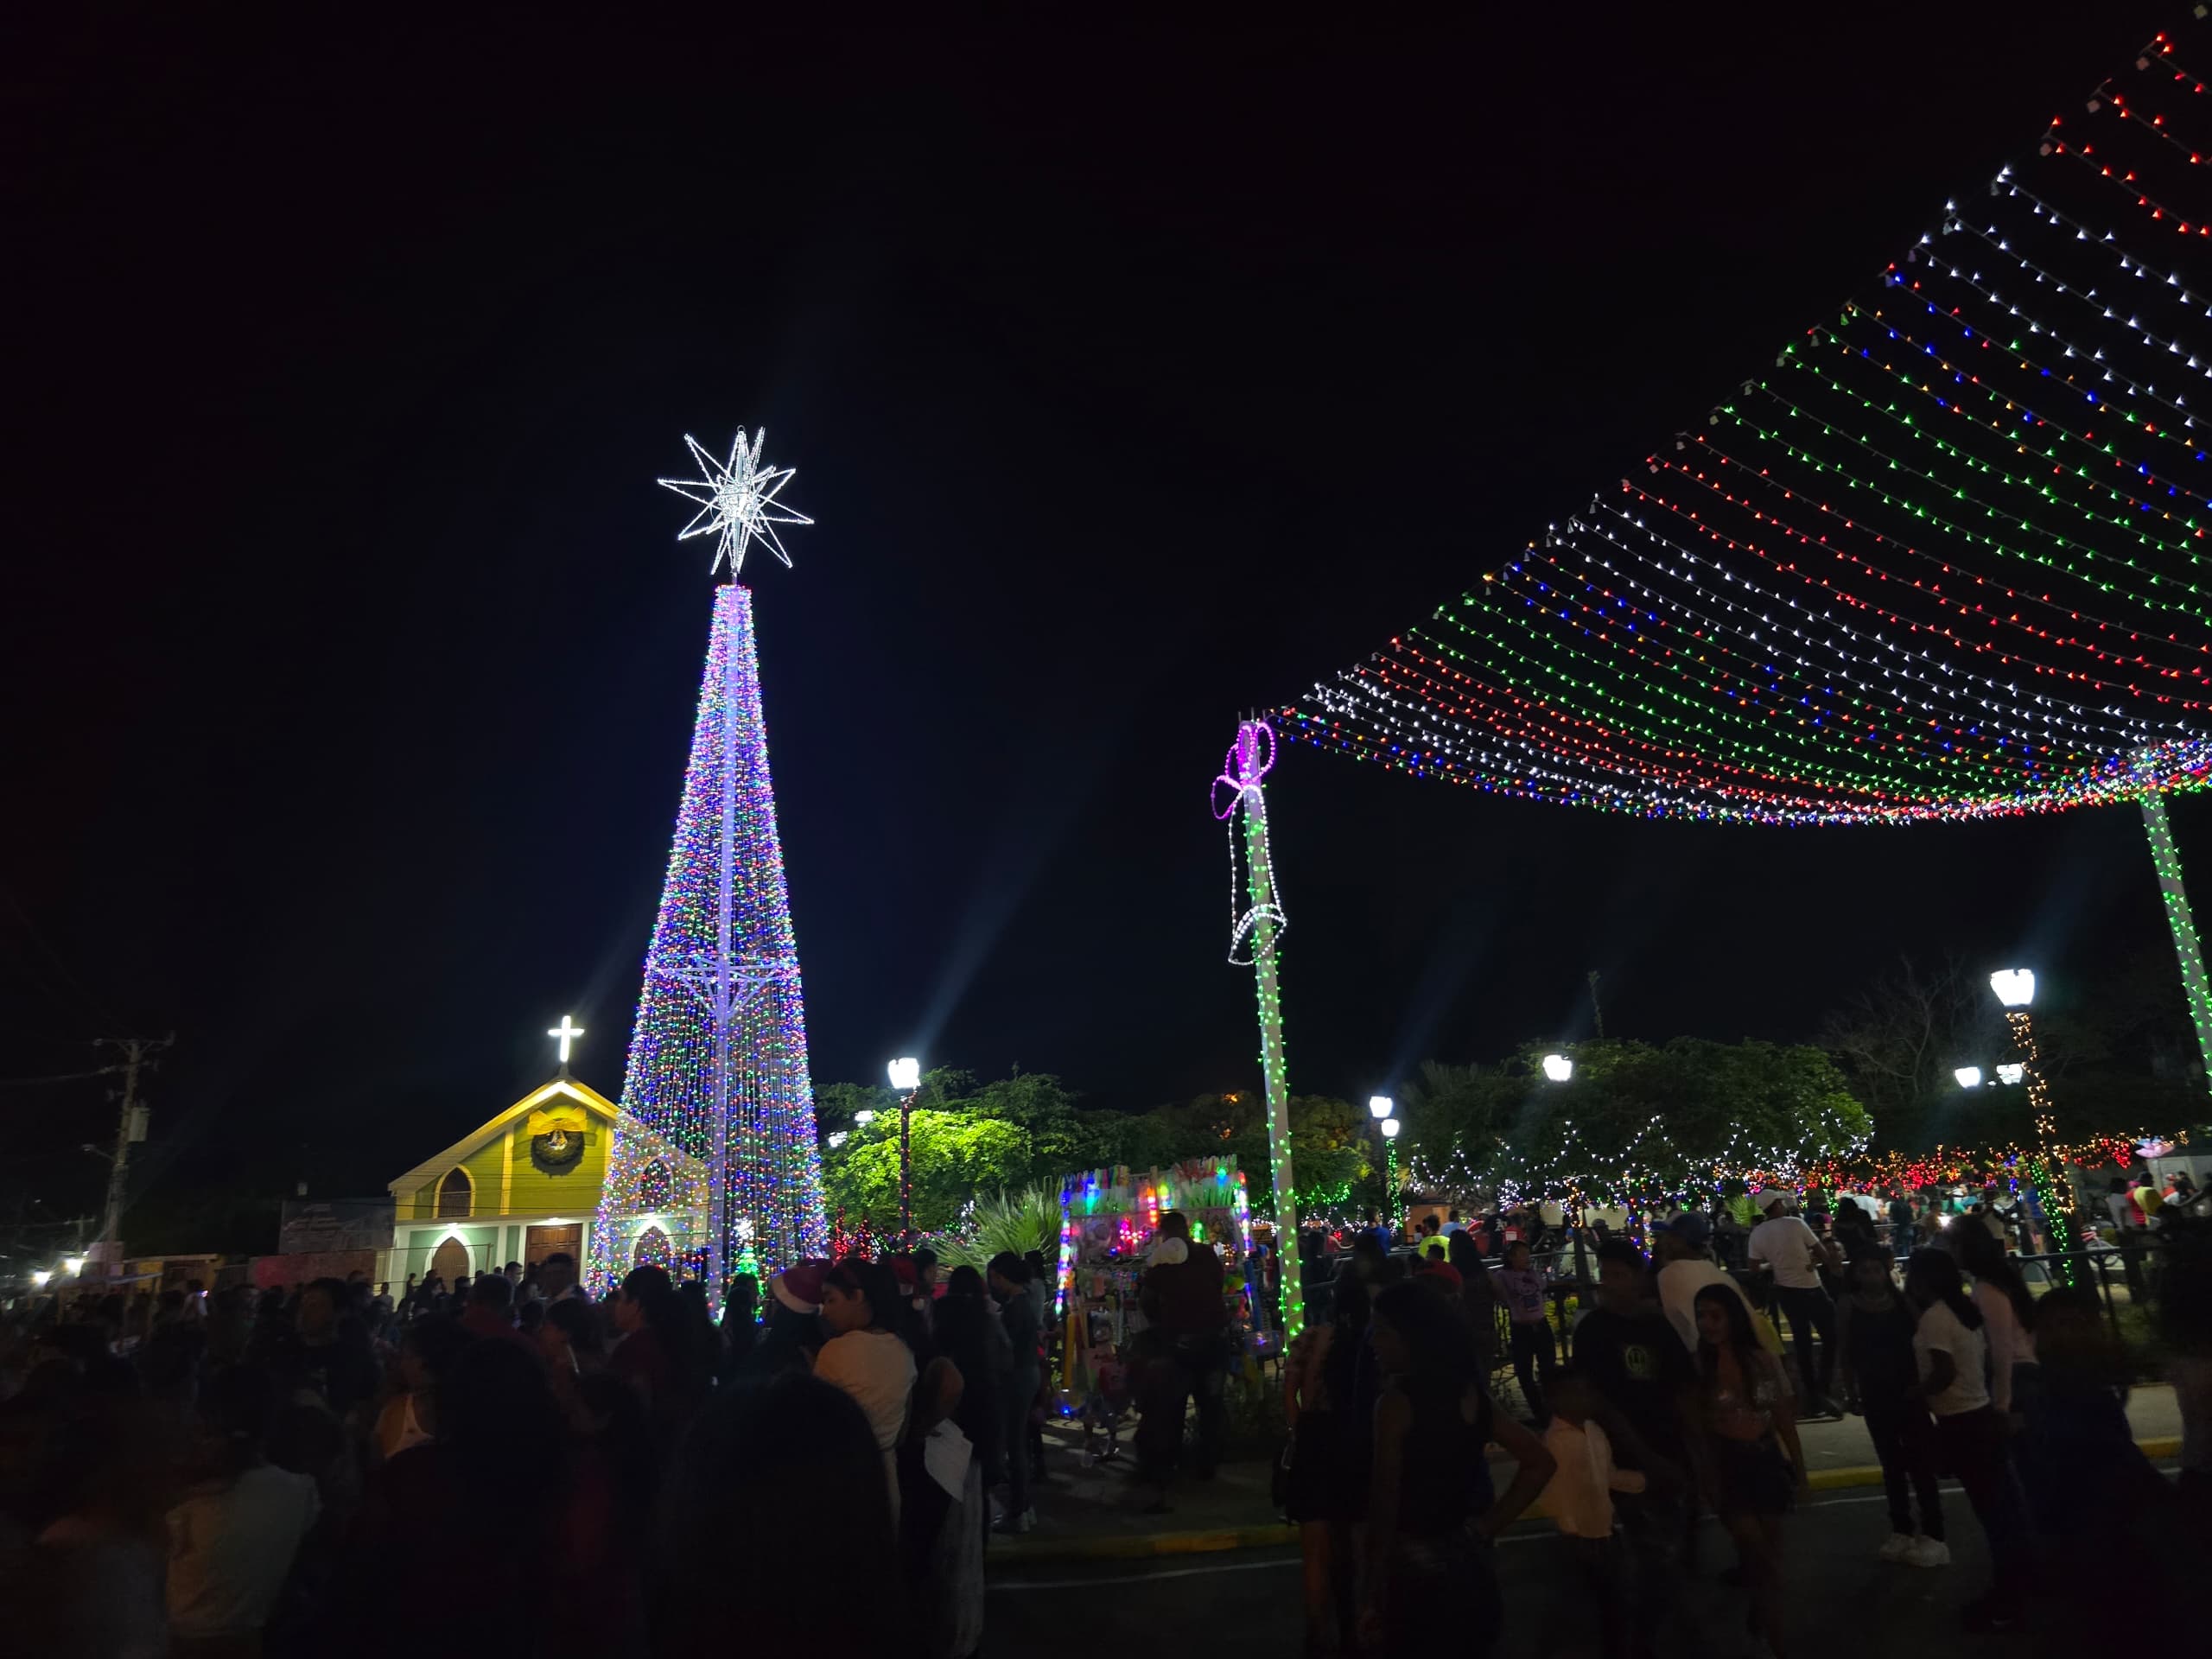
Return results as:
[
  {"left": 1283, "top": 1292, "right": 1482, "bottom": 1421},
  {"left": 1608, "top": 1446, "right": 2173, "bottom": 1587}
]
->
[{"left": 380, "top": 1043, "right": 709, "bottom": 1289}]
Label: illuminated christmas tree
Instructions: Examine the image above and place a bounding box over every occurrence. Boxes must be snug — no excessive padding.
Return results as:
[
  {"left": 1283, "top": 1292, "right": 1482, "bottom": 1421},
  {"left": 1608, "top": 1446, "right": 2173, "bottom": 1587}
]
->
[{"left": 590, "top": 432, "right": 828, "bottom": 1290}]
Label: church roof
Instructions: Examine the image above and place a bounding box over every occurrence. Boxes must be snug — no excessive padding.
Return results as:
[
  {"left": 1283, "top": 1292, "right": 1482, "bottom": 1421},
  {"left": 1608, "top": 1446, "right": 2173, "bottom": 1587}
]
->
[{"left": 386, "top": 1075, "right": 702, "bottom": 1196}]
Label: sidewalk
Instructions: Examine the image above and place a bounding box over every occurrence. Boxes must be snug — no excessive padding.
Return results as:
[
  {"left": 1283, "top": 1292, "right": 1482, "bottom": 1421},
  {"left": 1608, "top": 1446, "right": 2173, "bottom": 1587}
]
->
[{"left": 992, "top": 1385, "right": 2184, "bottom": 1564}]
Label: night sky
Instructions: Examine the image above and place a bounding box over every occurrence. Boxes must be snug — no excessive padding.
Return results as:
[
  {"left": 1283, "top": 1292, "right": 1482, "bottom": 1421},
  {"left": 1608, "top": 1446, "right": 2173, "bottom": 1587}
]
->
[{"left": 6, "top": 6, "right": 2191, "bottom": 1237}]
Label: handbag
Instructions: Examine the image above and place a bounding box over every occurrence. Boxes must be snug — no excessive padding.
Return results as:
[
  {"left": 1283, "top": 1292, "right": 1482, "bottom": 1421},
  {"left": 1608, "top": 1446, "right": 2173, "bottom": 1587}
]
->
[{"left": 1270, "top": 1428, "right": 1296, "bottom": 1510}]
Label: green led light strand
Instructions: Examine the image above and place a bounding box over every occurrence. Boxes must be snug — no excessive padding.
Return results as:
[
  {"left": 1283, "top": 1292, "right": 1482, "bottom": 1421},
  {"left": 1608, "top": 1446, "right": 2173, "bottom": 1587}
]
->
[
  {"left": 1649, "top": 443, "right": 2212, "bottom": 677},
  {"left": 1620, "top": 470, "right": 2208, "bottom": 717},
  {"left": 1712, "top": 402, "right": 2212, "bottom": 622},
  {"left": 1798, "top": 320, "right": 2212, "bottom": 535},
  {"left": 1213, "top": 720, "right": 1303, "bottom": 1342},
  {"left": 2140, "top": 785, "right": 2212, "bottom": 1096}
]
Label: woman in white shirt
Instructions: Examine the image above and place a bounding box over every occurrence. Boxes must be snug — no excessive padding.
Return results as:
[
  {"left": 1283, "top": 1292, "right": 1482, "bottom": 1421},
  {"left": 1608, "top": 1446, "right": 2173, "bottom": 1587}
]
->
[
  {"left": 1904, "top": 1249, "right": 2032, "bottom": 1634},
  {"left": 816, "top": 1259, "right": 918, "bottom": 1521},
  {"left": 1952, "top": 1220, "right": 2039, "bottom": 1419}
]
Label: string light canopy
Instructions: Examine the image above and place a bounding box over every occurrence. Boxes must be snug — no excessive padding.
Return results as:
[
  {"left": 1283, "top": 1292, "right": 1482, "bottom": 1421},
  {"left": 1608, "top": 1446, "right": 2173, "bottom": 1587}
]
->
[{"left": 1283, "top": 23, "right": 2212, "bottom": 827}]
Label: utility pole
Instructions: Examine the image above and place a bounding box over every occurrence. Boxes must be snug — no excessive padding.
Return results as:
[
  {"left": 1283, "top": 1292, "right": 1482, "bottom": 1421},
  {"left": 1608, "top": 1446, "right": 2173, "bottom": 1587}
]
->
[{"left": 92, "top": 1034, "right": 171, "bottom": 1267}]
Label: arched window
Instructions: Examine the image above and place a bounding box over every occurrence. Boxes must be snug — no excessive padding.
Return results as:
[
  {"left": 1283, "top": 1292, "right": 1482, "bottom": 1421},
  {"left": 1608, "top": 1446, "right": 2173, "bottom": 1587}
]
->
[
  {"left": 437, "top": 1166, "right": 473, "bottom": 1219},
  {"left": 636, "top": 1159, "right": 673, "bottom": 1211},
  {"left": 632, "top": 1225, "right": 672, "bottom": 1269}
]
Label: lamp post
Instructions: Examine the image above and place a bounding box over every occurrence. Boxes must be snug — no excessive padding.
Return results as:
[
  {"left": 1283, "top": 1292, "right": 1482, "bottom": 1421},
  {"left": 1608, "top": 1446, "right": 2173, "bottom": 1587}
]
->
[
  {"left": 1991, "top": 969, "right": 2073, "bottom": 1266},
  {"left": 1381, "top": 1116, "right": 1402, "bottom": 1238},
  {"left": 1953, "top": 1066, "right": 1983, "bottom": 1089},
  {"left": 888, "top": 1057, "right": 922, "bottom": 1248},
  {"left": 1368, "top": 1096, "right": 1397, "bottom": 1235},
  {"left": 1541, "top": 1053, "right": 1574, "bottom": 1083}
]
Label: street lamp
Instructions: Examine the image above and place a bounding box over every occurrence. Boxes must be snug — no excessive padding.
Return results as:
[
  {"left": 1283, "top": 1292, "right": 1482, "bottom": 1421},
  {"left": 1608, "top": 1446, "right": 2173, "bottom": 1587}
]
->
[
  {"left": 1954, "top": 1066, "right": 1983, "bottom": 1089},
  {"left": 1990, "top": 967, "right": 2072, "bottom": 1264},
  {"left": 62, "top": 1256, "right": 84, "bottom": 1276},
  {"left": 1541, "top": 1053, "right": 1574, "bottom": 1083},
  {"left": 888, "top": 1057, "right": 922, "bottom": 1246},
  {"left": 1995, "top": 1064, "right": 2024, "bottom": 1086},
  {"left": 31, "top": 1270, "right": 51, "bottom": 1287},
  {"left": 1368, "top": 1096, "right": 1400, "bottom": 1232}
]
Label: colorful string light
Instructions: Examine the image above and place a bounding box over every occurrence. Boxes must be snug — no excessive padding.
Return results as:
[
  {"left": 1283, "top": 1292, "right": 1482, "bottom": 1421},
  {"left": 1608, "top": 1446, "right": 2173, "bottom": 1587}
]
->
[
  {"left": 590, "top": 581, "right": 829, "bottom": 1292},
  {"left": 1281, "top": 23, "right": 2212, "bottom": 828}
]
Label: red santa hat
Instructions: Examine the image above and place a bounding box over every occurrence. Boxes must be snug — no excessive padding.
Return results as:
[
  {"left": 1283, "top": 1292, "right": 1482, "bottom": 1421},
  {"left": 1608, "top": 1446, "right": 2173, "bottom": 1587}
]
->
[{"left": 770, "top": 1259, "right": 830, "bottom": 1315}]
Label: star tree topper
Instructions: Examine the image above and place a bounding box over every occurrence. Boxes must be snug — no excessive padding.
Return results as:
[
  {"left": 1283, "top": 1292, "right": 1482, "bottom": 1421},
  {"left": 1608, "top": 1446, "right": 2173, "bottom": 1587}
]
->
[{"left": 658, "top": 429, "right": 812, "bottom": 576}]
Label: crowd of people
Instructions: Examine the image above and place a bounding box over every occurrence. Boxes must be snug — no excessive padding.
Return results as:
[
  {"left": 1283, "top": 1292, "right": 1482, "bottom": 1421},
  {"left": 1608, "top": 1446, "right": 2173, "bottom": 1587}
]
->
[
  {"left": 0, "top": 1243, "right": 1058, "bottom": 1658},
  {"left": 4, "top": 1164, "right": 2207, "bottom": 1659},
  {"left": 1275, "top": 1181, "right": 2212, "bottom": 1656}
]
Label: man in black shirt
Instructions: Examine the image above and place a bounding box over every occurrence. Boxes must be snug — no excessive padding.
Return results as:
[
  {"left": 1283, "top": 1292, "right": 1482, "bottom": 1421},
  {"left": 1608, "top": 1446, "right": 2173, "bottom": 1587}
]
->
[
  {"left": 1575, "top": 1237, "right": 1696, "bottom": 1649},
  {"left": 1577, "top": 1240, "right": 1692, "bottom": 1478},
  {"left": 1886, "top": 1189, "right": 1916, "bottom": 1262}
]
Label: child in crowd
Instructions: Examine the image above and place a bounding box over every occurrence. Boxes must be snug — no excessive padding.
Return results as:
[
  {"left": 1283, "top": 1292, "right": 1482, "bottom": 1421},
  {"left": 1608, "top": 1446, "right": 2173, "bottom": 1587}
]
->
[
  {"left": 1540, "top": 1365, "right": 1643, "bottom": 1658},
  {"left": 1493, "top": 1240, "right": 1556, "bottom": 1425}
]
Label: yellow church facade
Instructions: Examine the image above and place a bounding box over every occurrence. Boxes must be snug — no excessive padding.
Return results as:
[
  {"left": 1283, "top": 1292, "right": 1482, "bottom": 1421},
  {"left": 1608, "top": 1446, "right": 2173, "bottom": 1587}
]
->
[{"left": 380, "top": 1074, "right": 709, "bottom": 1290}]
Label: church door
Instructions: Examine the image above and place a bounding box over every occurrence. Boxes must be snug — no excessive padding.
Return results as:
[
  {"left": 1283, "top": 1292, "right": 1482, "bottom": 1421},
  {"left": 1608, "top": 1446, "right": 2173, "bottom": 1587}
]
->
[
  {"left": 525, "top": 1224, "right": 581, "bottom": 1268},
  {"left": 430, "top": 1236, "right": 470, "bottom": 1287}
]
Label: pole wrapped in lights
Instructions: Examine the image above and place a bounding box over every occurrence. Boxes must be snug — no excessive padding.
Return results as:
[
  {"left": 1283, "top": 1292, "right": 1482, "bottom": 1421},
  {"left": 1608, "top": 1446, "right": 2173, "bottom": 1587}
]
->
[
  {"left": 889, "top": 1056, "right": 922, "bottom": 1248},
  {"left": 591, "top": 435, "right": 828, "bottom": 1294},
  {"left": 1213, "top": 719, "right": 1302, "bottom": 1340},
  {"left": 1991, "top": 968, "right": 2076, "bottom": 1268},
  {"left": 2139, "top": 782, "right": 2212, "bottom": 1098},
  {"left": 1281, "top": 23, "right": 2212, "bottom": 827}
]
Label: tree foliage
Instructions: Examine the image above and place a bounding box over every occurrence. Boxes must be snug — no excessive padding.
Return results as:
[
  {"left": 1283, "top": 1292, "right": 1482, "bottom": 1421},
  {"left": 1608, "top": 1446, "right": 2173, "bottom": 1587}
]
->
[{"left": 824, "top": 1109, "right": 1031, "bottom": 1236}]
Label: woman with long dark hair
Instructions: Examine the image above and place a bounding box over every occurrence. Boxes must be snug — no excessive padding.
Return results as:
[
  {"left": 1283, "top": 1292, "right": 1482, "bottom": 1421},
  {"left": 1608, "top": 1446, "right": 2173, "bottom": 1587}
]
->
[
  {"left": 1904, "top": 1247, "right": 2031, "bottom": 1635},
  {"left": 1446, "top": 1227, "right": 1501, "bottom": 1380},
  {"left": 609, "top": 1263, "right": 707, "bottom": 1443},
  {"left": 1949, "top": 1218, "right": 2039, "bottom": 1420},
  {"left": 1834, "top": 1251, "right": 1946, "bottom": 1565},
  {"left": 1284, "top": 1272, "right": 1369, "bottom": 1655},
  {"left": 931, "top": 1265, "right": 1009, "bottom": 1508},
  {"left": 1691, "top": 1281, "right": 1807, "bottom": 1656},
  {"left": 817, "top": 1256, "right": 918, "bottom": 1521},
  {"left": 1359, "top": 1280, "right": 1554, "bottom": 1653}
]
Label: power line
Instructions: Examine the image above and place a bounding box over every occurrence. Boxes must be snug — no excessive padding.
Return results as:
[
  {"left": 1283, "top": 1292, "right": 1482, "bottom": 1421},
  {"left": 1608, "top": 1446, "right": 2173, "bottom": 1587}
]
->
[{"left": 0, "top": 1066, "right": 122, "bottom": 1090}]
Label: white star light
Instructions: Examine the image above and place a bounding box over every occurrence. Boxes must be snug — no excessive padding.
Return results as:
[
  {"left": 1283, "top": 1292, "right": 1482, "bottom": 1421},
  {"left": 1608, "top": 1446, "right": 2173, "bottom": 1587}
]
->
[{"left": 657, "top": 429, "right": 812, "bottom": 576}]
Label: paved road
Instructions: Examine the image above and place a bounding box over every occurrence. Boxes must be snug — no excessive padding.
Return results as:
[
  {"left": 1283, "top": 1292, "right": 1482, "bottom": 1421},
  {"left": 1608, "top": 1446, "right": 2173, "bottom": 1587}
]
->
[{"left": 988, "top": 1480, "right": 2023, "bottom": 1656}]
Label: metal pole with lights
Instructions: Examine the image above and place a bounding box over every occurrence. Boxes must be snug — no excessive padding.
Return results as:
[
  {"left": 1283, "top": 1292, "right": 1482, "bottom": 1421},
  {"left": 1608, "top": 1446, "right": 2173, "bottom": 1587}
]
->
[
  {"left": 1213, "top": 719, "right": 1304, "bottom": 1342},
  {"left": 888, "top": 1057, "right": 922, "bottom": 1248},
  {"left": 2139, "top": 787, "right": 2212, "bottom": 1103},
  {"left": 1381, "top": 1116, "right": 1401, "bottom": 1237},
  {"left": 1369, "top": 1096, "right": 1400, "bottom": 1235},
  {"left": 1991, "top": 969, "right": 2074, "bottom": 1268}
]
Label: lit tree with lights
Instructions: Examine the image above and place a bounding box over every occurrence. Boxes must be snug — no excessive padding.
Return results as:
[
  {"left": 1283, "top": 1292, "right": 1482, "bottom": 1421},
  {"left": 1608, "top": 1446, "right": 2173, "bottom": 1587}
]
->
[{"left": 589, "top": 430, "right": 828, "bottom": 1292}]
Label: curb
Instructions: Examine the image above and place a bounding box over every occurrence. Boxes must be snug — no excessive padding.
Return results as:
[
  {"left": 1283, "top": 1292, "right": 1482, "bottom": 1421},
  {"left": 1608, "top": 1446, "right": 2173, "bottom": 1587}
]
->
[{"left": 991, "top": 1435, "right": 2185, "bottom": 1564}]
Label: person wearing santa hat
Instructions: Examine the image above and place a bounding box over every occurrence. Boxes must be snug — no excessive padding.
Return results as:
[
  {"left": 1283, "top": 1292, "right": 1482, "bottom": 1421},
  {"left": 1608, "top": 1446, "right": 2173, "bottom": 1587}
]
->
[{"left": 744, "top": 1259, "right": 830, "bottom": 1380}]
